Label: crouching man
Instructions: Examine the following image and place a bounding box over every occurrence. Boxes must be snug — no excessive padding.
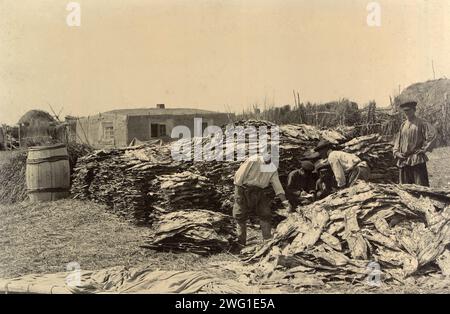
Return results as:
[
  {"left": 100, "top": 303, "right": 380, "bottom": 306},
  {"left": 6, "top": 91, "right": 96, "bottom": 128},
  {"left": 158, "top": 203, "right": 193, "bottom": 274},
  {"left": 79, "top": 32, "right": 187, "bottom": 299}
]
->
[
  {"left": 286, "top": 161, "right": 317, "bottom": 207},
  {"left": 233, "top": 154, "right": 292, "bottom": 246},
  {"left": 315, "top": 140, "right": 371, "bottom": 189}
]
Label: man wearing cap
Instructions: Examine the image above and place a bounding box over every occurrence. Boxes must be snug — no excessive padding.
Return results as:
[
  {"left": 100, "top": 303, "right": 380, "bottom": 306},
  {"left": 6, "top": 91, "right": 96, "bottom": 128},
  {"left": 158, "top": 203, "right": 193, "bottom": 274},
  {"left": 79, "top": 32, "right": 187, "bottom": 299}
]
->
[
  {"left": 315, "top": 164, "right": 335, "bottom": 199},
  {"left": 315, "top": 140, "right": 371, "bottom": 189},
  {"left": 233, "top": 154, "right": 292, "bottom": 247},
  {"left": 286, "top": 161, "right": 317, "bottom": 207},
  {"left": 393, "top": 101, "right": 436, "bottom": 186}
]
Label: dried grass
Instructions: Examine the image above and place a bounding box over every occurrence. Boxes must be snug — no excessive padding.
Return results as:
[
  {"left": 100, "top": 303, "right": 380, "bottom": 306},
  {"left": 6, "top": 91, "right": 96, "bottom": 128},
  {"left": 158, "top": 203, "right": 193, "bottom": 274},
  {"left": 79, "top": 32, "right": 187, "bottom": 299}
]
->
[
  {"left": 0, "top": 150, "right": 27, "bottom": 204},
  {"left": 0, "top": 143, "right": 92, "bottom": 204},
  {"left": 0, "top": 199, "right": 234, "bottom": 278}
]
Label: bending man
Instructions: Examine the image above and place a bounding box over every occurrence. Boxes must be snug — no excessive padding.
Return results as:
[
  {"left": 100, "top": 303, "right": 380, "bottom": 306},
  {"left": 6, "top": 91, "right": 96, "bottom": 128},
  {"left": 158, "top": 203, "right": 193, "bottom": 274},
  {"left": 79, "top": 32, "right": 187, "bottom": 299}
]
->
[
  {"left": 233, "top": 154, "right": 292, "bottom": 246},
  {"left": 315, "top": 140, "right": 370, "bottom": 189}
]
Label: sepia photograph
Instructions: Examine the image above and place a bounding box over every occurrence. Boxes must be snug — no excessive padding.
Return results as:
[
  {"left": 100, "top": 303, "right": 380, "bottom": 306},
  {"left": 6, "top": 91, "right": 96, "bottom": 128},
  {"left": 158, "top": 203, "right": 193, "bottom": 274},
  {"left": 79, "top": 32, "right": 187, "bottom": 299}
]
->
[{"left": 0, "top": 0, "right": 449, "bottom": 302}]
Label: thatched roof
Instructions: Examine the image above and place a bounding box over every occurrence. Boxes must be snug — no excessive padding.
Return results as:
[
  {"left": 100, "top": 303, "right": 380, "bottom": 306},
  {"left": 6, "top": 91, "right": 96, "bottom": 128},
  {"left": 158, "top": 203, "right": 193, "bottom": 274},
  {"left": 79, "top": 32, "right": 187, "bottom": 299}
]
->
[{"left": 18, "top": 110, "right": 55, "bottom": 124}]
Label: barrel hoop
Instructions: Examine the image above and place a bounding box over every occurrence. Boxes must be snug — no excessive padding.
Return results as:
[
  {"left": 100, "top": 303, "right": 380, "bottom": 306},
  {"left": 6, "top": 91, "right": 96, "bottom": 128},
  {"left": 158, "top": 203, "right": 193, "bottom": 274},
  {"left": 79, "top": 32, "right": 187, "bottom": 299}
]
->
[
  {"left": 28, "top": 144, "right": 67, "bottom": 151},
  {"left": 27, "top": 155, "right": 69, "bottom": 165},
  {"left": 27, "top": 187, "right": 70, "bottom": 194}
]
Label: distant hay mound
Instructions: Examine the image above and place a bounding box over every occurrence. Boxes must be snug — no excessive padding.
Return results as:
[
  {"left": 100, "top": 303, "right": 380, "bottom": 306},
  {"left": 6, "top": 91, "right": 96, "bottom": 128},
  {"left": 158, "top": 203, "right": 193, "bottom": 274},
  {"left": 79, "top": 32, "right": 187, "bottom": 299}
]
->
[
  {"left": 17, "top": 110, "right": 56, "bottom": 147},
  {"left": 395, "top": 78, "right": 450, "bottom": 146},
  {"left": 18, "top": 110, "right": 55, "bottom": 125}
]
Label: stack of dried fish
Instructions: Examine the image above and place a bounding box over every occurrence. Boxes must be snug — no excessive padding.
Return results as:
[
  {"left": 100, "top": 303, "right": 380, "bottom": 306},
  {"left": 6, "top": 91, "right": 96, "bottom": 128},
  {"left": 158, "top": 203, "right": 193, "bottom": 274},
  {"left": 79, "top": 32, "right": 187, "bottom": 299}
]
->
[
  {"left": 71, "top": 144, "right": 180, "bottom": 224},
  {"left": 173, "top": 121, "right": 401, "bottom": 213},
  {"left": 71, "top": 121, "right": 400, "bottom": 222},
  {"left": 175, "top": 120, "right": 354, "bottom": 178},
  {"left": 182, "top": 121, "right": 356, "bottom": 211},
  {"left": 143, "top": 209, "right": 235, "bottom": 255},
  {"left": 341, "top": 134, "right": 398, "bottom": 183},
  {"left": 150, "top": 171, "right": 222, "bottom": 212},
  {"left": 246, "top": 181, "right": 450, "bottom": 284},
  {"left": 67, "top": 142, "right": 93, "bottom": 173}
]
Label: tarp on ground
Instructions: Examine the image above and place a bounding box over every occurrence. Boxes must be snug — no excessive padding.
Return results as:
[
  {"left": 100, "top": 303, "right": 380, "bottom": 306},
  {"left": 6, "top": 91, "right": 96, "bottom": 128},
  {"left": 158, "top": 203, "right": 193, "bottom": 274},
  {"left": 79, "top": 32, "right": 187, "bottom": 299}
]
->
[{"left": 0, "top": 265, "right": 261, "bottom": 294}]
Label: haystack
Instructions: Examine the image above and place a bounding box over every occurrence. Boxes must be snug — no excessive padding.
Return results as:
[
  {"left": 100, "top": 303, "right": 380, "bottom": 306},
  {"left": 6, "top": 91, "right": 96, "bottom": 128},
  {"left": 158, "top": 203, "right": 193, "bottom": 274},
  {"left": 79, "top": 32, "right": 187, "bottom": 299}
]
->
[
  {"left": 395, "top": 78, "right": 450, "bottom": 145},
  {"left": 18, "top": 110, "right": 54, "bottom": 125},
  {"left": 17, "top": 110, "right": 56, "bottom": 146}
]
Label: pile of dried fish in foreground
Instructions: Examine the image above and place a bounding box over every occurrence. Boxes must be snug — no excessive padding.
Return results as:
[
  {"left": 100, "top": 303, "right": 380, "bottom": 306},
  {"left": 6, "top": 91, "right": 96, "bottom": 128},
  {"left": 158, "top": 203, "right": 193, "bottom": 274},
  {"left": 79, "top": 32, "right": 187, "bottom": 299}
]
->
[
  {"left": 244, "top": 181, "right": 450, "bottom": 286},
  {"left": 143, "top": 209, "right": 235, "bottom": 255}
]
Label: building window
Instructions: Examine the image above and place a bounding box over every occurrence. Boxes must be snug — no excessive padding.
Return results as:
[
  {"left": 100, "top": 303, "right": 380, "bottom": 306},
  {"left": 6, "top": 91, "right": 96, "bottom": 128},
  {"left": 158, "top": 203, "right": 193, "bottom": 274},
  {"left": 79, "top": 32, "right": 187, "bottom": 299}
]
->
[
  {"left": 202, "top": 122, "right": 208, "bottom": 133},
  {"left": 102, "top": 123, "right": 114, "bottom": 139},
  {"left": 151, "top": 123, "right": 167, "bottom": 137},
  {"left": 159, "top": 124, "right": 167, "bottom": 137},
  {"left": 151, "top": 124, "right": 158, "bottom": 137}
]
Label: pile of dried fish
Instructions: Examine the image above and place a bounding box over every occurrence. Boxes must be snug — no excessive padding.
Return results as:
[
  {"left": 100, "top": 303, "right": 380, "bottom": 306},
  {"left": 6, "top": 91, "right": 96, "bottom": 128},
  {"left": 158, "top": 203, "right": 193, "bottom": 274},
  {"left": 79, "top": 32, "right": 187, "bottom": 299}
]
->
[
  {"left": 143, "top": 209, "right": 235, "bottom": 255},
  {"left": 150, "top": 171, "right": 222, "bottom": 212},
  {"left": 71, "top": 121, "right": 399, "bottom": 221},
  {"left": 67, "top": 142, "right": 93, "bottom": 179},
  {"left": 181, "top": 121, "right": 357, "bottom": 211},
  {"left": 341, "top": 134, "right": 398, "bottom": 183},
  {"left": 71, "top": 144, "right": 180, "bottom": 224},
  {"left": 246, "top": 181, "right": 450, "bottom": 284}
]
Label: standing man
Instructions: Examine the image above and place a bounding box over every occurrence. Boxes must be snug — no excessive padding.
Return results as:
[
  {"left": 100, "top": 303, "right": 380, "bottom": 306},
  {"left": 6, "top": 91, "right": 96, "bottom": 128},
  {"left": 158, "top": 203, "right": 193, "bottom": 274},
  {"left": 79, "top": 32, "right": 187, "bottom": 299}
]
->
[
  {"left": 233, "top": 154, "right": 292, "bottom": 246},
  {"left": 315, "top": 140, "right": 370, "bottom": 189},
  {"left": 286, "top": 161, "right": 317, "bottom": 207},
  {"left": 393, "top": 101, "right": 436, "bottom": 186}
]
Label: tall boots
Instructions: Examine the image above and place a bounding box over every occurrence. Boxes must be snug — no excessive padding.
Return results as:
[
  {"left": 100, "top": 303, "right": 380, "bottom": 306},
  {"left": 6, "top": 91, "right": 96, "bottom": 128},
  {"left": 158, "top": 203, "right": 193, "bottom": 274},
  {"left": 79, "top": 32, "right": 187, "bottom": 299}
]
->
[{"left": 235, "top": 220, "right": 272, "bottom": 246}]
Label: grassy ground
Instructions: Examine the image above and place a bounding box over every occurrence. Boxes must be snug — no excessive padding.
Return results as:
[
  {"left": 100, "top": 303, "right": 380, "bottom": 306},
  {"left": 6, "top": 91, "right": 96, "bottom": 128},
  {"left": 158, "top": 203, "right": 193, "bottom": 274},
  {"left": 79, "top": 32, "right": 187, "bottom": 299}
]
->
[
  {"left": 0, "top": 199, "right": 237, "bottom": 279},
  {"left": 0, "top": 147, "right": 449, "bottom": 292}
]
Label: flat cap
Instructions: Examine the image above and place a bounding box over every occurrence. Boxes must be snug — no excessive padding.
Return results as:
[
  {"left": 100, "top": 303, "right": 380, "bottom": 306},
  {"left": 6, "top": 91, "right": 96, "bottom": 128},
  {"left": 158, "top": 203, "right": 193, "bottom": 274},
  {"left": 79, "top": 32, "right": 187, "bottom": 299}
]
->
[
  {"left": 314, "top": 140, "right": 332, "bottom": 152},
  {"left": 399, "top": 101, "right": 417, "bottom": 109},
  {"left": 300, "top": 161, "right": 315, "bottom": 172},
  {"left": 313, "top": 160, "right": 330, "bottom": 173}
]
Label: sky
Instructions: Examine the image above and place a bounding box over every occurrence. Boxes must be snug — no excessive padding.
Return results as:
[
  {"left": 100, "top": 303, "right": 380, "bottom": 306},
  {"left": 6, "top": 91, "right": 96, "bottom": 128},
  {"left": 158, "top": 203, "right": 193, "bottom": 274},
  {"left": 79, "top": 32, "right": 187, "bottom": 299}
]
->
[{"left": 1, "top": 0, "right": 450, "bottom": 124}]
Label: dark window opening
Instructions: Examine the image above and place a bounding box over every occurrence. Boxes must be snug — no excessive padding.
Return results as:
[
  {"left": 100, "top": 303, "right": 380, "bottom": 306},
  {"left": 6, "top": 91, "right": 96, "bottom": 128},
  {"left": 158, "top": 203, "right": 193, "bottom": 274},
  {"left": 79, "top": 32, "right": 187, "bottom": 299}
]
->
[
  {"left": 202, "top": 122, "right": 208, "bottom": 133},
  {"left": 159, "top": 124, "right": 166, "bottom": 137},
  {"left": 151, "top": 124, "right": 159, "bottom": 138},
  {"left": 151, "top": 123, "right": 167, "bottom": 137},
  {"left": 102, "top": 124, "right": 114, "bottom": 140}
]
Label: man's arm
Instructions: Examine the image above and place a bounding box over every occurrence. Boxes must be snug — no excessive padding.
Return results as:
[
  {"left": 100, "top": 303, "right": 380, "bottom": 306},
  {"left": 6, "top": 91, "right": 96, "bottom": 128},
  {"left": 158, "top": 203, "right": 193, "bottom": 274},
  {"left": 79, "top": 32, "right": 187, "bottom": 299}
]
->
[
  {"left": 393, "top": 128, "right": 405, "bottom": 159},
  {"left": 286, "top": 171, "right": 296, "bottom": 190},
  {"left": 270, "top": 172, "right": 292, "bottom": 210},
  {"left": 420, "top": 121, "right": 437, "bottom": 153},
  {"left": 270, "top": 171, "right": 285, "bottom": 196},
  {"left": 328, "top": 153, "right": 346, "bottom": 188}
]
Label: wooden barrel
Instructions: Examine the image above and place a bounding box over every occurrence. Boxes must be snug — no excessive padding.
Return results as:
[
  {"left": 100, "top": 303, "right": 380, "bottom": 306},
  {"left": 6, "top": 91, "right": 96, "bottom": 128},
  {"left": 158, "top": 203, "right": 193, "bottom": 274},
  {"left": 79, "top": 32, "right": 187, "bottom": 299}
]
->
[{"left": 26, "top": 144, "right": 70, "bottom": 202}]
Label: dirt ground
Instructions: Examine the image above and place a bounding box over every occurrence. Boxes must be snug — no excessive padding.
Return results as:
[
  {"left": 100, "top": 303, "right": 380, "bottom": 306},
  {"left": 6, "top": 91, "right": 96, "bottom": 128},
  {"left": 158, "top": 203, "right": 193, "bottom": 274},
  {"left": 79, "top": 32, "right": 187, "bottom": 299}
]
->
[{"left": 0, "top": 147, "right": 449, "bottom": 293}]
